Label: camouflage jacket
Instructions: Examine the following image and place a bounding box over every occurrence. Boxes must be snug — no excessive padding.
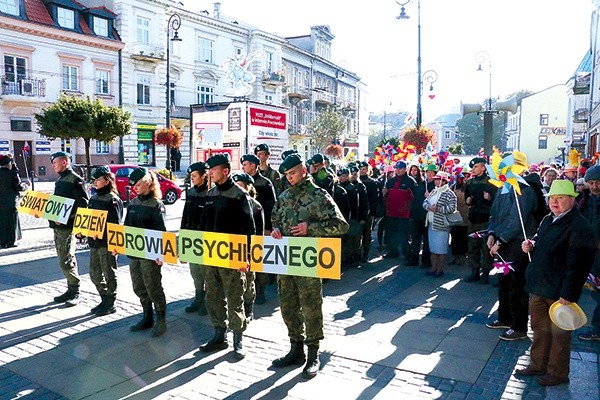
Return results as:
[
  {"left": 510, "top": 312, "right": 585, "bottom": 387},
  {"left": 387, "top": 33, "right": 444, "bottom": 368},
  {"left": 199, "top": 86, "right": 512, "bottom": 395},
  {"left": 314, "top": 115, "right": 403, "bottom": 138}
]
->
[
  {"left": 272, "top": 175, "right": 349, "bottom": 238},
  {"left": 260, "top": 164, "right": 282, "bottom": 195}
]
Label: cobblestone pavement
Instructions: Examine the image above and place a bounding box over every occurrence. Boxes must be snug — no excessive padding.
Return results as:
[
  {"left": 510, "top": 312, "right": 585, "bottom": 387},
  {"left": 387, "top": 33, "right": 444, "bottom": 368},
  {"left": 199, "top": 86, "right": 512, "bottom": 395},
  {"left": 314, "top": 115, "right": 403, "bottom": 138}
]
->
[{"left": 0, "top": 214, "right": 599, "bottom": 399}]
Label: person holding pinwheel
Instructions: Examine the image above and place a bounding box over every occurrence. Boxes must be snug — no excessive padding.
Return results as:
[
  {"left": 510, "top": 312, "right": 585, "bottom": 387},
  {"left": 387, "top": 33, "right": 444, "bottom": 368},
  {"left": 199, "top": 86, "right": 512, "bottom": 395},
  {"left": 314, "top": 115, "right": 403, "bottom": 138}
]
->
[{"left": 485, "top": 151, "right": 539, "bottom": 341}]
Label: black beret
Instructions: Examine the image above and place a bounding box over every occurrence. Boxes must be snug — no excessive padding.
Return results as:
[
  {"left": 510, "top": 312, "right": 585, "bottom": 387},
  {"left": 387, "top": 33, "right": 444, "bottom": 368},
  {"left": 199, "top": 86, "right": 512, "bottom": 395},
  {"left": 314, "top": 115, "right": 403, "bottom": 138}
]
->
[
  {"left": 0, "top": 154, "right": 12, "bottom": 166},
  {"left": 232, "top": 173, "right": 254, "bottom": 185},
  {"left": 358, "top": 161, "right": 369, "bottom": 169},
  {"left": 91, "top": 166, "right": 111, "bottom": 180},
  {"left": 311, "top": 154, "right": 325, "bottom": 164},
  {"left": 254, "top": 144, "right": 269, "bottom": 154},
  {"left": 281, "top": 149, "right": 299, "bottom": 160},
  {"left": 279, "top": 154, "right": 304, "bottom": 174},
  {"left": 51, "top": 151, "right": 71, "bottom": 163},
  {"left": 349, "top": 165, "right": 359, "bottom": 173},
  {"left": 206, "top": 153, "right": 230, "bottom": 169},
  {"left": 337, "top": 168, "right": 349, "bottom": 176},
  {"left": 187, "top": 162, "right": 209, "bottom": 174},
  {"left": 323, "top": 155, "right": 330, "bottom": 161},
  {"left": 128, "top": 167, "right": 148, "bottom": 186},
  {"left": 469, "top": 157, "right": 487, "bottom": 168},
  {"left": 240, "top": 154, "right": 260, "bottom": 165}
]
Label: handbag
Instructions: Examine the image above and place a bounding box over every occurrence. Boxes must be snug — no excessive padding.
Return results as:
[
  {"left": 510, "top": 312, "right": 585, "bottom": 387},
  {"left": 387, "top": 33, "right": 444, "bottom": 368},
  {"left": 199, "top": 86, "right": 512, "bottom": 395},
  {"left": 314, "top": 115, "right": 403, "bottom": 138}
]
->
[{"left": 445, "top": 210, "right": 463, "bottom": 226}]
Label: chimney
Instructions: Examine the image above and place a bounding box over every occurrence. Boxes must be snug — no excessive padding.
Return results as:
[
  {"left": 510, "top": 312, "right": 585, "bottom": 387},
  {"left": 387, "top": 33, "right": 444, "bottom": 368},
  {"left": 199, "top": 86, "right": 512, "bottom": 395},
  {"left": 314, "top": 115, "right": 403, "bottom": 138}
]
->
[{"left": 213, "top": 2, "right": 221, "bottom": 19}]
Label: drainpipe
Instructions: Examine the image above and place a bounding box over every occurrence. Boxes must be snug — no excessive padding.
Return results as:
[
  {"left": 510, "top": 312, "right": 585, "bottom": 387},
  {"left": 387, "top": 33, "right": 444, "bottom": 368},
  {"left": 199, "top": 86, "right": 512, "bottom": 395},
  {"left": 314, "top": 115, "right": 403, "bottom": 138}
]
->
[{"left": 118, "top": 49, "right": 125, "bottom": 164}]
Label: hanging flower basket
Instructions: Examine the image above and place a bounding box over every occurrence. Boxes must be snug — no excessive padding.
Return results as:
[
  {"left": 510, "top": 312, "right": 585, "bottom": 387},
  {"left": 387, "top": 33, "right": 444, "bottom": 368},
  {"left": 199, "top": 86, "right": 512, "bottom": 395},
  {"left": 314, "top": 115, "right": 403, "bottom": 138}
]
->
[
  {"left": 325, "top": 144, "right": 343, "bottom": 159},
  {"left": 402, "top": 126, "right": 436, "bottom": 153},
  {"left": 154, "top": 126, "right": 183, "bottom": 149}
]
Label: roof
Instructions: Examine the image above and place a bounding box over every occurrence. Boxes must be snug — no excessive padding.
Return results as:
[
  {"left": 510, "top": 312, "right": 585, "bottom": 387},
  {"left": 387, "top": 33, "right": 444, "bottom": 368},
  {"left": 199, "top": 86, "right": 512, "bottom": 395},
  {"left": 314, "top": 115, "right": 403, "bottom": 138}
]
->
[
  {"left": 574, "top": 51, "right": 592, "bottom": 74},
  {"left": 24, "top": 0, "right": 55, "bottom": 25},
  {"left": 434, "top": 113, "right": 461, "bottom": 126}
]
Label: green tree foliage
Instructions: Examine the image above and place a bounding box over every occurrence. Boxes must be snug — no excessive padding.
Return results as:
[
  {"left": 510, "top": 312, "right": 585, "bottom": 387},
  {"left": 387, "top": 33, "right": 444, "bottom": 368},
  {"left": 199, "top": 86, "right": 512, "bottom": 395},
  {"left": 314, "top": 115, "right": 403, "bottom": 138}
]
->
[
  {"left": 35, "top": 95, "right": 131, "bottom": 170},
  {"left": 447, "top": 143, "right": 463, "bottom": 155},
  {"left": 306, "top": 106, "right": 347, "bottom": 152}
]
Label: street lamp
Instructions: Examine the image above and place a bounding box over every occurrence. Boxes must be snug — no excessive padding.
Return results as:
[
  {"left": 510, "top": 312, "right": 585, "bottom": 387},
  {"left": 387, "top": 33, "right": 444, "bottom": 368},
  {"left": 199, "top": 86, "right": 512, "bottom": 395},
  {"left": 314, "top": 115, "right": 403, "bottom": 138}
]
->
[
  {"left": 476, "top": 51, "right": 495, "bottom": 156},
  {"left": 422, "top": 69, "right": 437, "bottom": 99},
  {"left": 396, "top": 0, "right": 423, "bottom": 127},
  {"left": 165, "top": 13, "right": 182, "bottom": 172}
]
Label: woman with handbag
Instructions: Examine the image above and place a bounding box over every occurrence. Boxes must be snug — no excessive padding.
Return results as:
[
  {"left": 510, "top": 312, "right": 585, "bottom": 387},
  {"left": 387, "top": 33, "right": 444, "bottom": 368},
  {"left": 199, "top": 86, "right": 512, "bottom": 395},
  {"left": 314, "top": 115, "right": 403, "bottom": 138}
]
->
[{"left": 423, "top": 171, "right": 458, "bottom": 277}]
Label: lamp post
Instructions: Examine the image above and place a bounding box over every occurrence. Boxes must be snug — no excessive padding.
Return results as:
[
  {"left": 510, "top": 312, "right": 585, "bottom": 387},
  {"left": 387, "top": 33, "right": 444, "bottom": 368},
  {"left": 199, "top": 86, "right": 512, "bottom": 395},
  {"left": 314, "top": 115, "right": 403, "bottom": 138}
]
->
[
  {"left": 165, "top": 13, "right": 182, "bottom": 172},
  {"left": 476, "top": 51, "right": 495, "bottom": 156},
  {"left": 396, "top": 0, "right": 422, "bottom": 127}
]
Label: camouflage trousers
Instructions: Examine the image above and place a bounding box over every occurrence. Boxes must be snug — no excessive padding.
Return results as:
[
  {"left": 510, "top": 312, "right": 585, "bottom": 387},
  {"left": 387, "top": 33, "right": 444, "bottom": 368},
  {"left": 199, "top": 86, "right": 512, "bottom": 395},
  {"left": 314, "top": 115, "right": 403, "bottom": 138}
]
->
[
  {"left": 244, "top": 271, "right": 256, "bottom": 304},
  {"left": 53, "top": 228, "right": 79, "bottom": 286},
  {"left": 129, "top": 258, "right": 166, "bottom": 312},
  {"left": 204, "top": 266, "right": 247, "bottom": 333},
  {"left": 89, "top": 246, "right": 117, "bottom": 297},
  {"left": 277, "top": 275, "right": 324, "bottom": 347},
  {"left": 189, "top": 263, "right": 206, "bottom": 292}
]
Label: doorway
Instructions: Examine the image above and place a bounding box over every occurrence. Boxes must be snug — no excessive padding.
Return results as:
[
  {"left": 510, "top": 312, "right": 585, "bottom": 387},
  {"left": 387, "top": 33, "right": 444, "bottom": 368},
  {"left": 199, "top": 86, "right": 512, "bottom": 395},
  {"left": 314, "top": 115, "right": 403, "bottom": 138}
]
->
[{"left": 12, "top": 140, "right": 34, "bottom": 179}]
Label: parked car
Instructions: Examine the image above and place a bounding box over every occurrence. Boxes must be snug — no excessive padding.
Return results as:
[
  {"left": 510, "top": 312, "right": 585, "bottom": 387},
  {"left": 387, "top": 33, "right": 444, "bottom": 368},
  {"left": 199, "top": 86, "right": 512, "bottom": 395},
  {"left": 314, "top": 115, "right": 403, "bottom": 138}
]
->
[{"left": 92, "top": 164, "right": 182, "bottom": 205}]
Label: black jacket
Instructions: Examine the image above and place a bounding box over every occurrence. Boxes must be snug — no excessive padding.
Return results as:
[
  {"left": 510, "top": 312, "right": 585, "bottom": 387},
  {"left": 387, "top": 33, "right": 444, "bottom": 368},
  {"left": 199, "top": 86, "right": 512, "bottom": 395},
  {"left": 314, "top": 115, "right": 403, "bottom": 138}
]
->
[
  {"left": 525, "top": 207, "right": 594, "bottom": 302},
  {"left": 50, "top": 168, "right": 89, "bottom": 230},
  {"left": 87, "top": 186, "right": 123, "bottom": 248},
  {"left": 488, "top": 182, "right": 537, "bottom": 243},
  {"left": 0, "top": 168, "right": 25, "bottom": 210},
  {"left": 250, "top": 172, "right": 276, "bottom": 231},
  {"left": 333, "top": 184, "right": 350, "bottom": 222},
  {"left": 202, "top": 177, "right": 255, "bottom": 236},
  {"left": 124, "top": 194, "right": 166, "bottom": 231},
  {"left": 578, "top": 192, "right": 600, "bottom": 276},
  {"left": 180, "top": 183, "right": 208, "bottom": 231},
  {"left": 360, "top": 175, "right": 381, "bottom": 217},
  {"left": 464, "top": 173, "right": 497, "bottom": 224}
]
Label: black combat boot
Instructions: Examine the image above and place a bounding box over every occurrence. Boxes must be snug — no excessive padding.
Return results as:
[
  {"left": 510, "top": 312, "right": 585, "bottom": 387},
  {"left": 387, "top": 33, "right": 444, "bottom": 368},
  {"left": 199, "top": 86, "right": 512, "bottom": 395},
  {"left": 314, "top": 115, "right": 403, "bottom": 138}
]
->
[
  {"left": 64, "top": 284, "right": 80, "bottom": 306},
  {"left": 233, "top": 332, "right": 246, "bottom": 359},
  {"left": 152, "top": 311, "right": 167, "bottom": 337},
  {"left": 302, "top": 345, "right": 320, "bottom": 379},
  {"left": 244, "top": 302, "right": 254, "bottom": 321},
  {"left": 96, "top": 294, "right": 116, "bottom": 316},
  {"left": 54, "top": 285, "right": 74, "bottom": 303},
  {"left": 255, "top": 283, "right": 266, "bottom": 305},
  {"left": 130, "top": 305, "right": 154, "bottom": 332},
  {"left": 91, "top": 294, "right": 106, "bottom": 314},
  {"left": 272, "top": 340, "right": 306, "bottom": 367},
  {"left": 185, "top": 290, "right": 204, "bottom": 313},
  {"left": 462, "top": 268, "right": 480, "bottom": 283},
  {"left": 199, "top": 327, "right": 228, "bottom": 352}
]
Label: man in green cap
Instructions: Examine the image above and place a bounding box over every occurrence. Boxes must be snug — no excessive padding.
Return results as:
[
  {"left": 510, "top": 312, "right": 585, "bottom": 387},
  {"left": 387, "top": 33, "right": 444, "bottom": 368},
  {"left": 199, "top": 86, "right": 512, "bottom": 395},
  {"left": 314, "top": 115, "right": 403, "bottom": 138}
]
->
[
  {"left": 50, "top": 151, "right": 89, "bottom": 306},
  {"left": 270, "top": 153, "right": 349, "bottom": 379},
  {"left": 255, "top": 143, "right": 282, "bottom": 195},
  {"left": 180, "top": 162, "right": 210, "bottom": 315},
  {"left": 199, "top": 153, "right": 256, "bottom": 359}
]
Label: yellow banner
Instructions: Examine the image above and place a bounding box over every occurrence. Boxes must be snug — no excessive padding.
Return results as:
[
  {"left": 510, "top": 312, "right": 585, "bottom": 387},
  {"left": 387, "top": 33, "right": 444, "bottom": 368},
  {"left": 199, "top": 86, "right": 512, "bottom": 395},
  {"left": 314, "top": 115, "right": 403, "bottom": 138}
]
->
[
  {"left": 178, "top": 229, "right": 248, "bottom": 270},
  {"left": 18, "top": 190, "right": 75, "bottom": 224},
  {"left": 107, "top": 223, "right": 177, "bottom": 264},
  {"left": 72, "top": 208, "right": 108, "bottom": 239}
]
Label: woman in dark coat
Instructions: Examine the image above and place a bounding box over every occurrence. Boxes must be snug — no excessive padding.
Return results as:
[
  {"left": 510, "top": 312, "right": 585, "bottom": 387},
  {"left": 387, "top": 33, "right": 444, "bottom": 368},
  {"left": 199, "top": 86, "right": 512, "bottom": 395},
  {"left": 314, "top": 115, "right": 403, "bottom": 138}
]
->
[{"left": 0, "top": 154, "right": 27, "bottom": 248}]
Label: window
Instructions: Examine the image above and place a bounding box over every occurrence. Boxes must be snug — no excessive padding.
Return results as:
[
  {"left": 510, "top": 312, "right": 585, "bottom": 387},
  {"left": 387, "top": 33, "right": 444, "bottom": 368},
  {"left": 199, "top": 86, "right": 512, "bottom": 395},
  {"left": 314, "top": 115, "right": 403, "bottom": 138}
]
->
[
  {"left": 4, "top": 55, "right": 26, "bottom": 84},
  {"left": 538, "top": 135, "right": 548, "bottom": 149},
  {"left": 539, "top": 114, "right": 549, "bottom": 126},
  {"left": 265, "top": 94, "right": 273, "bottom": 104},
  {"left": 62, "top": 65, "right": 78, "bottom": 91},
  {"left": 136, "top": 16, "right": 150, "bottom": 44},
  {"left": 0, "top": 0, "right": 19, "bottom": 16},
  {"left": 197, "top": 85, "right": 214, "bottom": 104},
  {"left": 57, "top": 7, "right": 75, "bottom": 29},
  {"left": 95, "top": 141, "right": 110, "bottom": 154},
  {"left": 10, "top": 118, "right": 31, "bottom": 132},
  {"left": 61, "top": 139, "right": 72, "bottom": 153},
  {"left": 169, "top": 83, "right": 175, "bottom": 107},
  {"left": 137, "top": 75, "right": 151, "bottom": 105},
  {"left": 234, "top": 46, "right": 243, "bottom": 57},
  {"left": 266, "top": 51, "right": 274, "bottom": 72},
  {"left": 444, "top": 130, "right": 451, "bottom": 139},
  {"left": 95, "top": 70, "right": 110, "bottom": 94},
  {"left": 93, "top": 17, "right": 108, "bottom": 37},
  {"left": 198, "top": 38, "right": 214, "bottom": 63}
]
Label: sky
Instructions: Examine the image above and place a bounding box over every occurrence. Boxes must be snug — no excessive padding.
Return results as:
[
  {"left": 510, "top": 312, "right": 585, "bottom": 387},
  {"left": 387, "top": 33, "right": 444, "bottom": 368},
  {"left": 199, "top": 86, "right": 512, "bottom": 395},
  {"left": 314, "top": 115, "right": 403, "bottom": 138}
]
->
[{"left": 189, "top": 0, "right": 594, "bottom": 122}]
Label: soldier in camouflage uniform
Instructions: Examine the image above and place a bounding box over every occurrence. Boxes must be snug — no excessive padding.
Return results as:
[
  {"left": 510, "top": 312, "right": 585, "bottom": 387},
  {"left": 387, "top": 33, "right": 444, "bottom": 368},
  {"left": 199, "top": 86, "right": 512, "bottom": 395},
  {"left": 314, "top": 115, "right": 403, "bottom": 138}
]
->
[
  {"left": 271, "top": 153, "right": 349, "bottom": 379},
  {"left": 49, "top": 151, "right": 89, "bottom": 306},
  {"left": 232, "top": 173, "right": 264, "bottom": 321},
  {"left": 255, "top": 143, "right": 282, "bottom": 195},
  {"left": 200, "top": 154, "right": 256, "bottom": 360},
  {"left": 125, "top": 168, "right": 168, "bottom": 337},
  {"left": 180, "top": 162, "right": 210, "bottom": 315},
  {"left": 86, "top": 166, "right": 123, "bottom": 316}
]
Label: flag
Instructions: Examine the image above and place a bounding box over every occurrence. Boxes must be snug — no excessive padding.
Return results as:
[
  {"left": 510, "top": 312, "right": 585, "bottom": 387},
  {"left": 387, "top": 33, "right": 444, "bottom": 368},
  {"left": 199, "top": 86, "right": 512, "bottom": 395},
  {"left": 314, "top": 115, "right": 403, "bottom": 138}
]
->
[
  {"left": 404, "top": 113, "right": 415, "bottom": 125},
  {"left": 23, "top": 142, "right": 30, "bottom": 159}
]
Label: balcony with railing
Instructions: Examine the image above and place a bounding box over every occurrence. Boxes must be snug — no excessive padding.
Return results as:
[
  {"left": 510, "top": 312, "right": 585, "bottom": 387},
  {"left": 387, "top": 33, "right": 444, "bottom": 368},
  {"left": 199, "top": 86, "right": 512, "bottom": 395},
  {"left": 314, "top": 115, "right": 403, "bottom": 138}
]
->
[
  {"left": 285, "top": 84, "right": 311, "bottom": 100},
  {"left": 262, "top": 71, "right": 285, "bottom": 85},
  {"left": 130, "top": 43, "right": 165, "bottom": 62},
  {"left": 1, "top": 77, "right": 46, "bottom": 98},
  {"left": 573, "top": 108, "right": 589, "bottom": 123},
  {"left": 313, "top": 88, "right": 336, "bottom": 107}
]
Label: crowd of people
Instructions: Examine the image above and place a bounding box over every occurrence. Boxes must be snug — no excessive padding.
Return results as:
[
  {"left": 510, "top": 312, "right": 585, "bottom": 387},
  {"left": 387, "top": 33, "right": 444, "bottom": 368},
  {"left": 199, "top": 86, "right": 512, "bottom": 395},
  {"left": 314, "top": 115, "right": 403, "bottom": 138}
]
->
[{"left": 1, "top": 146, "right": 599, "bottom": 385}]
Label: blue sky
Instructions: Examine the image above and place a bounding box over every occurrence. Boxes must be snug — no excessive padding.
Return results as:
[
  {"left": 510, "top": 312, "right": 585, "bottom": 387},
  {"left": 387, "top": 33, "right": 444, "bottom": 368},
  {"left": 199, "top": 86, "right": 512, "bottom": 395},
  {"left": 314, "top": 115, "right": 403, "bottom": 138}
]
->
[{"left": 191, "top": 0, "right": 593, "bottom": 120}]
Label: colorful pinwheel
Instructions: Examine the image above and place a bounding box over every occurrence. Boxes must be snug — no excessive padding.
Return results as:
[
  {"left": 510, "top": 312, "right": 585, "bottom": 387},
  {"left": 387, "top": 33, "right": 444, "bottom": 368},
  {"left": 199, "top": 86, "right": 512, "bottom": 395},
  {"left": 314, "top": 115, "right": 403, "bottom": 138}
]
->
[
  {"left": 493, "top": 260, "right": 514, "bottom": 275},
  {"left": 485, "top": 150, "right": 529, "bottom": 195},
  {"left": 395, "top": 141, "right": 416, "bottom": 161}
]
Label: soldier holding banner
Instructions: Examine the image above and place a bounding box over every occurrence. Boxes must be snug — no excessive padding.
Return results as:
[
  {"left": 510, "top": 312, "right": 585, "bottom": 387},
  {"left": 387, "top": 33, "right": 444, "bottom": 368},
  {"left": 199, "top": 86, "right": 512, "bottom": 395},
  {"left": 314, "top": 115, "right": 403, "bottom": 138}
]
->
[
  {"left": 125, "top": 167, "right": 168, "bottom": 337},
  {"left": 86, "top": 166, "right": 123, "bottom": 316},
  {"left": 50, "top": 151, "right": 89, "bottom": 306},
  {"left": 271, "top": 153, "right": 349, "bottom": 379},
  {"left": 200, "top": 153, "right": 256, "bottom": 360},
  {"left": 180, "top": 162, "right": 210, "bottom": 316}
]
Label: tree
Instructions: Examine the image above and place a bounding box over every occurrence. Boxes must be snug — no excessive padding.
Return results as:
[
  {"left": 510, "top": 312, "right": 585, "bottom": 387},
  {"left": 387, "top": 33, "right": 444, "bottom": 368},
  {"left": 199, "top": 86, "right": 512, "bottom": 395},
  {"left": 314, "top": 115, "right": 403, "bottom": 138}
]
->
[
  {"left": 306, "top": 106, "right": 347, "bottom": 152},
  {"left": 447, "top": 144, "right": 463, "bottom": 155},
  {"left": 35, "top": 95, "right": 131, "bottom": 174}
]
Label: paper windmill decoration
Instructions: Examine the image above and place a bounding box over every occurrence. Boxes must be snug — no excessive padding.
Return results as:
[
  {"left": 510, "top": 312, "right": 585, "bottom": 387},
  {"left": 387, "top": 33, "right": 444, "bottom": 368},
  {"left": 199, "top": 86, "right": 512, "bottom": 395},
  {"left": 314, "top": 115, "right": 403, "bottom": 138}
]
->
[
  {"left": 395, "top": 141, "right": 416, "bottom": 161},
  {"left": 485, "top": 151, "right": 529, "bottom": 195},
  {"left": 493, "top": 260, "right": 514, "bottom": 275}
]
